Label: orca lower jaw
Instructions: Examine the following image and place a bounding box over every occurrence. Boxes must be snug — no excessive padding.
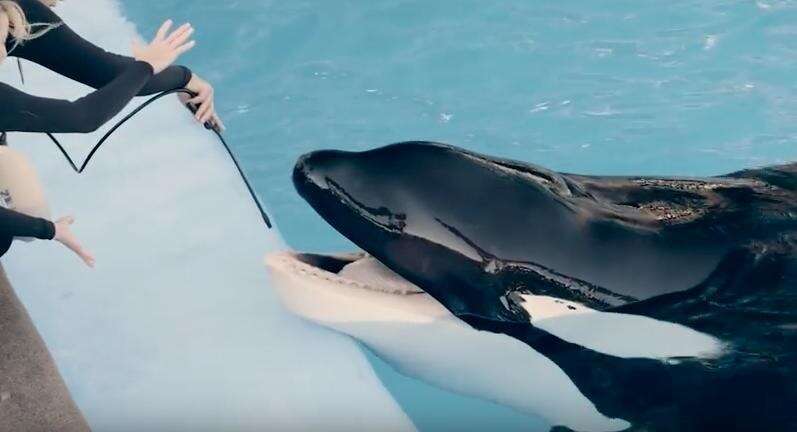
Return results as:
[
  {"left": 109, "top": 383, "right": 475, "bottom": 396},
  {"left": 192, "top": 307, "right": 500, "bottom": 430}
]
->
[
  {"left": 270, "top": 251, "right": 426, "bottom": 296},
  {"left": 268, "top": 251, "right": 604, "bottom": 325}
]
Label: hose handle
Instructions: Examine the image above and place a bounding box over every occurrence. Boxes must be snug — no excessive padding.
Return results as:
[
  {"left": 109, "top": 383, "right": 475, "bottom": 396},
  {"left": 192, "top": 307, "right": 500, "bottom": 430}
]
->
[{"left": 184, "top": 102, "right": 220, "bottom": 133}]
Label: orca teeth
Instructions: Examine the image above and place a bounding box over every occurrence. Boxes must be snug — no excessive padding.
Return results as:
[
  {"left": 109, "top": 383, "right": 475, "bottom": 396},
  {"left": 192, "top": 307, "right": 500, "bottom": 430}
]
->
[{"left": 282, "top": 253, "right": 425, "bottom": 296}]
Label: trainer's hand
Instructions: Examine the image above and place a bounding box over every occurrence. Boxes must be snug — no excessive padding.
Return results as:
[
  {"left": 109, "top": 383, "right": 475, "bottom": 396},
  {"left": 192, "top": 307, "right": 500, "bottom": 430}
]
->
[
  {"left": 132, "top": 19, "right": 195, "bottom": 74},
  {"left": 53, "top": 216, "right": 95, "bottom": 268},
  {"left": 180, "top": 73, "right": 225, "bottom": 131}
]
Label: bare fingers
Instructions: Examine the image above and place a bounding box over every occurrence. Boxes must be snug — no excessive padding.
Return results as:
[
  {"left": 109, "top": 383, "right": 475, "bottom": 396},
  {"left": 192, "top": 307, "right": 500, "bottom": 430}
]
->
[
  {"left": 167, "top": 23, "right": 194, "bottom": 47},
  {"left": 154, "top": 19, "right": 173, "bottom": 42},
  {"left": 211, "top": 113, "right": 226, "bottom": 131},
  {"left": 76, "top": 246, "right": 95, "bottom": 268},
  {"left": 165, "top": 22, "right": 190, "bottom": 41},
  {"left": 186, "top": 92, "right": 207, "bottom": 105},
  {"left": 62, "top": 235, "right": 95, "bottom": 268},
  {"left": 174, "top": 40, "right": 196, "bottom": 56},
  {"left": 75, "top": 244, "right": 96, "bottom": 268},
  {"left": 57, "top": 215, "right": 75, "bottom": 225},
  {"left": 196, "top": 100, "right": 214, "bottom": 124}
]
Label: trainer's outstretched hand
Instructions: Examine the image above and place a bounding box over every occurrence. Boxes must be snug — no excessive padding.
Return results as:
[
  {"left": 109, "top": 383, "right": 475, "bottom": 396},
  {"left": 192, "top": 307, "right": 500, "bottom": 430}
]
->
[
  {"left": 179, "top": 73, "right": 225, "bottom": 131},
  {"left": 54, "top": 216, "right": 95, "bottom": 268},
  {"left": 132, "top": 19, "right": 195, "bottom": 74}
]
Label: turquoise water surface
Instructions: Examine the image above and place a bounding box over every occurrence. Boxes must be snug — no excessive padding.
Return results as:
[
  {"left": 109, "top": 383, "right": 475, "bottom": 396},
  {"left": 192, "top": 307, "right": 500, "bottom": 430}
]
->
[{"left": 121, "top": 1, "right": 797, "bottom": 430}]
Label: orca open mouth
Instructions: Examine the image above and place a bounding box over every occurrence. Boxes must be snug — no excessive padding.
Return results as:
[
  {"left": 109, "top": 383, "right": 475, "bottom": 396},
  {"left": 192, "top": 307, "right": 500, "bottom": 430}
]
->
[
  {"left": 273, "top": 251, "right": 426, "bottom": 296},
  {"left": 285, "top": 141, "right": 652, "bottom": 320},
  {"left": 286, "top": 141, "right": 795, "bottom": 323},
  {"left": 270, "top": 142, "right": 797, "bottom": 432}
]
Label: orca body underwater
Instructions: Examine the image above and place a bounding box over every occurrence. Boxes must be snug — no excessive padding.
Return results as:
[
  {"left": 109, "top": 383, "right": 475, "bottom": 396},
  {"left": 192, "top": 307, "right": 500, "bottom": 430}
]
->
[{"left": 267, "top": 141, "right": 797, "bottom": 431}]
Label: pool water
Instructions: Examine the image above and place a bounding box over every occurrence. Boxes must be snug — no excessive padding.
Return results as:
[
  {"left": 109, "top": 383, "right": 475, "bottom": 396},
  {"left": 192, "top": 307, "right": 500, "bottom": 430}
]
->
[{"left": 121, "top": 1, "right": 797, "bottom": 430}]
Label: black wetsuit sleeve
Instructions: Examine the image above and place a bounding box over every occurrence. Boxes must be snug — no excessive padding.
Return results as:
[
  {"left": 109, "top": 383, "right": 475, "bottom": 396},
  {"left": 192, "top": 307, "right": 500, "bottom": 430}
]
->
[
  {"left": 0, "top": 207, "right": 55, "bottom": 240},
  {"left": 0, "top": 61, "right": 156, "bottom": 133},
  {"left": 7, "top": 0, "right": 192, "bottom": 94}
]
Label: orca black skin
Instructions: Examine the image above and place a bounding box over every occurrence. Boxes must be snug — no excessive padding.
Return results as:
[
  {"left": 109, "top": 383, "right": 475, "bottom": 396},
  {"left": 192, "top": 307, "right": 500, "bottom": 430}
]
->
[{"left": 293, "top": 141, "right": 797, "bottom": 431}]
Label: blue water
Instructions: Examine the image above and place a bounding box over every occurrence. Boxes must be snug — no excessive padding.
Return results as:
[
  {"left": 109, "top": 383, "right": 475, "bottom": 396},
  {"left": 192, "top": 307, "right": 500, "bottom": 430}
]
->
[{"left": 122, "top": 1, "right": 797, "bottom": 430}]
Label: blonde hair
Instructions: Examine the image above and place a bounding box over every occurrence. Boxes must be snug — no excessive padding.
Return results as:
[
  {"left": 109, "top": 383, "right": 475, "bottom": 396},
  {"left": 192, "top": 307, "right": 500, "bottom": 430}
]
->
[{"left": 0, "top": 0, "right": 61, "bottom": 51}]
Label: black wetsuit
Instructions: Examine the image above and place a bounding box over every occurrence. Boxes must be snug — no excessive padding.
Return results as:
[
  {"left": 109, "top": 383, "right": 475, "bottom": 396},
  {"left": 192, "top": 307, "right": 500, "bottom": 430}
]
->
[{"left": 0, "top": 0, "right": 192, "bottom": 257}]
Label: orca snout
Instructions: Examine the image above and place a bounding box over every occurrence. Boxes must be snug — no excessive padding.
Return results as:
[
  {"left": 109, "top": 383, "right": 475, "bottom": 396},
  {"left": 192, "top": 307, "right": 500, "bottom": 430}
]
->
[
  {"left": 294, "top": 150, "right": 333, "bottom": 187},
  {"left": 293, "top": 149, "right": 360, "bottom": 200},
  {"left": 293, "top": 150, "right": 319, "bottom": 182}
]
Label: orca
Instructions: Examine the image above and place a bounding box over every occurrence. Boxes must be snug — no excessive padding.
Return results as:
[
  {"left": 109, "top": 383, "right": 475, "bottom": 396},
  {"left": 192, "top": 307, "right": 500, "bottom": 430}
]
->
[{"left": 267, "top": 141, "right": 797, "bottom": 431}]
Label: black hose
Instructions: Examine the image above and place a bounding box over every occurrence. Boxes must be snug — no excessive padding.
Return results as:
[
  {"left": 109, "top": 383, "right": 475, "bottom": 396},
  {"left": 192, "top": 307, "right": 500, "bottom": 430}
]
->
[{"left": 44, "top": 88, "right": 272, "bottom": 228}]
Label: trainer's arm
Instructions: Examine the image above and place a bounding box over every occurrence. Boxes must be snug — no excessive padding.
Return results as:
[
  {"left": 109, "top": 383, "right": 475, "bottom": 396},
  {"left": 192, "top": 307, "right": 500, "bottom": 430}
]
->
[
  {"left": 8, "top": 0, "right": 191, "bottom": 94},
  {"left": 0, "top": 207, "right": 55, "bottom": 240},
  {"left": 0, "top": 61, "right": 154, "bottom": 133}
]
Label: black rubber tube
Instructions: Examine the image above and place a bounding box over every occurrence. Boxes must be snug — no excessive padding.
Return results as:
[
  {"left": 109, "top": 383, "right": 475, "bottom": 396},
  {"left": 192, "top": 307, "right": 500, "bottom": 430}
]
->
[{"left": 44, "top": 88, "right": 272, "bottom": 228}]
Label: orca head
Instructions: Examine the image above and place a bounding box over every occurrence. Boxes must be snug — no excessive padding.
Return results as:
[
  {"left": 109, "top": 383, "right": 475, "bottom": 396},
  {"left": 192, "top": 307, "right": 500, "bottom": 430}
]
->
[
  {"left": 288, "top": 141, "right": 784, "bottom": 322},
  {"left": 266, "top": 142, "right": 794, "bottom": 431},
  {"left": 291, "top": 142, "right": 616, "bottom": 321},
  {"left": 292, "top": 141, "right": 584, "bottom": 321}
]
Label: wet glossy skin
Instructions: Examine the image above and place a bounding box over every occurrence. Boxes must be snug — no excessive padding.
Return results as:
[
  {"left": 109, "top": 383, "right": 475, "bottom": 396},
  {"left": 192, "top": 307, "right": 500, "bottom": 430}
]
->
[
  {"left": 293, "top": 141, "right": 795, "bottom": 320},
  {"left": 293, "top": 142, "right": 797, "bottom": 430}
]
